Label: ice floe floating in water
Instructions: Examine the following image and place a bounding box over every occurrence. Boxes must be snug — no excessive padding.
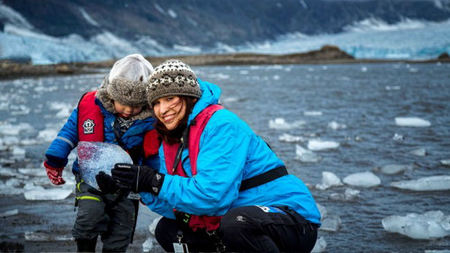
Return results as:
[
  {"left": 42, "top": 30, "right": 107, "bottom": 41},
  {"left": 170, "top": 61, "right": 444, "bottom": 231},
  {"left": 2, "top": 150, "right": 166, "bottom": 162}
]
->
[
  {"left": 49, "top": 102, "right": 73, "bottom": 118},
  {"left": 295, "top": 145, "right": 321, "bottom": 163},
  {"left": 329, "top": 188, "right": 360, "bottom": 201},
  {"left": 328, "top": 121, "right": 347, "bottom": 130},
  {"left": 0, "top": 209, "right": 19, "bottom": 217},
  {"left": 78, "top": 141, "right": 132, "bottom": 190},
  {"left": 142, "top": 237, "right": 156, "bottom": 252},
  {"left": 307, "top": 139, "right": 340, "bottom": 151},
  {"left": 18, "top": 168, "right": 47, "bottom": 177},
  {"left": 382, "top": 210, "right": 450, "bottom": 240},
  {"left": 343, "top": 171, "right": 381, "bottom": 188},
  {"left": 390, "top": 175, "right": 450, "bottom": 191},
  {"left": 395, "top": 117, "right": 431, "bottom": 127},
  {"left": 320, "top": 215, "right": 342, "bottom": 232},
  {"left": 385, "top": 85, "right": 401, "bottom": 90},
  {"left": 373, "top": 164, "right": 413, "bottom": 175},
  {"left": 316, "top": 171, "right": 343, "bottom": 190},
  {"left": 392, "top": 133, "right": 404, "bottom": 141},
  {"left": 268, "top": 118, "right": 305, "bottom": 130},
  {"left": 0, "top": 123, "right": 33, "bottom": 136},
  {"left": 24, "top": 188, "right": 72, "bottom": 200},
  {"left": 316, "top": 203, "right": 341, "bottom": 232},
  {"left": 441, "top": 160, "right": 450, "bottom": 167},
  {"left": 410, "top": 148, "right": 427, "bottom": 156},
  {"left": 143, "top": 216, "right": 163, "bottom": 252},
  {"left": 278, "top": 133, "right": 304, "bottom": 143},
  {"left": 37, "top": 129, "right": 58, "bottom": 142},
  {"left": 311, "top": 237, "right": 327, "bottom": 252},
  {"left": 304, "top": 111, "right": 322, "bottom": 116},
  {"left": 25, "top": 231, "right": 73, "bottom": 241},
  {"left": 316, "top": 203, "right": 327, "bottom": 219}
]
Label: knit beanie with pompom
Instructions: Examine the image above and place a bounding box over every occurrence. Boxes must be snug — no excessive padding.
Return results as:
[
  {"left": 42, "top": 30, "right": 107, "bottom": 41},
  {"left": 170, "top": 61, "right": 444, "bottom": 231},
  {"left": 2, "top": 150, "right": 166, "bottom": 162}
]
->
[{"left": 146, "top": 59, "right": 202, "bottom": 105}]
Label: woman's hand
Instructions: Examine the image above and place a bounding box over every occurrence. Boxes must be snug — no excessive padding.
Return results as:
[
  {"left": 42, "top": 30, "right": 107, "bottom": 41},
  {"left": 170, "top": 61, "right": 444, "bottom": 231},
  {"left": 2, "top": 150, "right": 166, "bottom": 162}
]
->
[{"left": 112, "top": 163, "right": 165, "bottom": 195}]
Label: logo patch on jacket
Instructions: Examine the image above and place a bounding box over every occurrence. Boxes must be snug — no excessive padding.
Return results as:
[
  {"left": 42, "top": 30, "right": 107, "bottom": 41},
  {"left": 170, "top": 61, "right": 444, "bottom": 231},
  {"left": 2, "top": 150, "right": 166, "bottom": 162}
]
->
[{"left": 82, "top": 119, "right": 95, "bottom": 134}]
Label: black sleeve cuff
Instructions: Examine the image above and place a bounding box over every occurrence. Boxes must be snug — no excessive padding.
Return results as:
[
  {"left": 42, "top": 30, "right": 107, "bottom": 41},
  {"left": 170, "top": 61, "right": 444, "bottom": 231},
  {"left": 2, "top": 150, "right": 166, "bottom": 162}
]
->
[{"left": 45, "top": 154, "right": 68, "bottom": 168}]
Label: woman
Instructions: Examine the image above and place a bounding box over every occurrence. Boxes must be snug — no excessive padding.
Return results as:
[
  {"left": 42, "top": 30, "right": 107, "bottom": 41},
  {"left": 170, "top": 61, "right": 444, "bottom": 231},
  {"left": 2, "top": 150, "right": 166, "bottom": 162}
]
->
[{"left": 104, "top": 59, "right": 321, "bottom": 252}]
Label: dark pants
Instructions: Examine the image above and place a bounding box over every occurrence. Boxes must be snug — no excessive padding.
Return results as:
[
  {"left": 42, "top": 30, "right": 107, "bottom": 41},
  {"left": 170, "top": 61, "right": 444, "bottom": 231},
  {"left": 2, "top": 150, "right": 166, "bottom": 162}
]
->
[
  {"left": 72, "top": 181, "right": 136, "bottom": 252},
  {"left": 155, "top": 206, "right": 318, "bottom": 253}
]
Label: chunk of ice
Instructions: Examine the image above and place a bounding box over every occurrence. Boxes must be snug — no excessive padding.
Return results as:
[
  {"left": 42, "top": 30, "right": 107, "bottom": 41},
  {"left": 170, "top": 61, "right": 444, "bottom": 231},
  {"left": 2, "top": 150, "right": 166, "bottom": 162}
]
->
[
  {"left": 395, "top": 117, "right": 431, "bottom": 127},
  {"left": 330, "top": 188, "right": 361, "bottom": 201},
  {"left": 37, "top": 129, "right": 58, "bottom": 142},
  {"left": 24, "top": 189, "right": 72, "bottom": 200},
  {"left": 25, "top": 231, "right": 73, "bottom": 241},
  {"left": 328, "top": 121, "right": 347, "bottom": 130},
  {"left": 344, "top": 188, "right": 360, "bottom": 200},
  {"left": 320, "top": 215, "right": 341, "bottom": 232},
  {"left": 311, "top": 237, "right": 327, "bottom": 252},
  {"left": 316, "top": 203, "right": 327, "bottom": 219},
  {"left": 279, "top": 133, "right": 304, "bottom": 143},
  {"left": 304, "top": 111, "right": 322, "bottom": 116},
  {"left": 382, "top": 210, "right": 450, "bottom": 240},
  {"left": 410, "top": 148, "right": 427, "bottom": 156},
  {"left": 149, "top": 216, "right": 163, "bottom": 236},
  {"left": 307, "top": 139, "right": 340, "bottom": 151},
  {"left": 12, "top": 147, "right": 26, "bottom": 158},
  {"left": 295, "top": 145, "right": 321, "bottom": 163},
  {"left": 18, "top": 168, "right": 46, "bottom": 177},
  {"left": 390, "top": 176, "right": 450, "bottom": 191},
  {"left": 375, "top": 164, "right": 413, "bottom": 175},
  {"left": 316, "top": 171, "right": 342, "bottom": 190},
  {"left": 269, "top": 118, "right": 305, "bottom": 130},
  {"left": 0, "top": 209, "right": 19, "bottom": 217},
  {"left": 78, "top": 141, "right": 132, "bottom": 190},
  {"left": 0, "top": 123, "right": 33, "bottom": 136},
  {"left": 441, "top": 160, "right": 450, "bottom": 167},
  {"left": 142, "top": 237, "right": 155, "bottom": 252},
  {"left": 393, "top": 133, "right": 404, "bottom": 141},
  {"left": 343, "top": 171, "right": 381, "bottom": 187}
]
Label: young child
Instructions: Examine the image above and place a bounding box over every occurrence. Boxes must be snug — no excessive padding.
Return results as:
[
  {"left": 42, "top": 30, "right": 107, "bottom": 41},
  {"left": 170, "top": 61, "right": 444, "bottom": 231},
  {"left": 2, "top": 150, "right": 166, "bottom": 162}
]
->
[{"left": 43, "top": 54, "right": 159, "bottom": 252}]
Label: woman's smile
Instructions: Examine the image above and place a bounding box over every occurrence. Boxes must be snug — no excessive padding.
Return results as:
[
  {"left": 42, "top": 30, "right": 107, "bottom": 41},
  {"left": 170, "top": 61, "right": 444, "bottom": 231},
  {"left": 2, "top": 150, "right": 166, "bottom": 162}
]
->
[{"left": 153, "top": 96, "right": 186, "bottom": 130}]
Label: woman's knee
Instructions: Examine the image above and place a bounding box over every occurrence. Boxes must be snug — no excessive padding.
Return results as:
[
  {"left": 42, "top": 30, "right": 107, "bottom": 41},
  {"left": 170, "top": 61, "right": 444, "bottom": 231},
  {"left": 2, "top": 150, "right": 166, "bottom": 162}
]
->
[{"left": 154, "top": 217, "right": 178, "bottom": 252}]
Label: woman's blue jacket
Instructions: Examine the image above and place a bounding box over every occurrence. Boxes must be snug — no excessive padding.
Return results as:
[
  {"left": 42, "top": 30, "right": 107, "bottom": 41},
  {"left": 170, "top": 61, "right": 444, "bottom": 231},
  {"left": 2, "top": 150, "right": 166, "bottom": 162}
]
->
[{"left": 141, "top": 80, "right": 321, "bottom": 225}]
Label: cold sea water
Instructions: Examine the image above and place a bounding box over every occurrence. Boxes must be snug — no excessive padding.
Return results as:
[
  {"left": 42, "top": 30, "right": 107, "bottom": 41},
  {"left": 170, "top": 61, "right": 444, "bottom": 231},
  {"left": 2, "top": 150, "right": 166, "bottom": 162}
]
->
[{"left": 0, "top": 62, "right": 449, "bottom": 252}]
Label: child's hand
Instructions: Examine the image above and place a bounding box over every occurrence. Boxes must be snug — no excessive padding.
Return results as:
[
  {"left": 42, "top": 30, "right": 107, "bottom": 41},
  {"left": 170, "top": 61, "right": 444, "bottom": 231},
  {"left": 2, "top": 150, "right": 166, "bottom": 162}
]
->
[{"left": 43, "top": 161, "right": 65, "bottom": 185}]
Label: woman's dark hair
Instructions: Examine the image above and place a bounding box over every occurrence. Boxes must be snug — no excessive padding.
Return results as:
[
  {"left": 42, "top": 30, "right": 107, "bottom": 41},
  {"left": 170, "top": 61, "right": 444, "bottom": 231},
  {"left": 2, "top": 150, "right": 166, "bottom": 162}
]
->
[{"left": 154, "top": 96, "right": 197, "bottom": 144}]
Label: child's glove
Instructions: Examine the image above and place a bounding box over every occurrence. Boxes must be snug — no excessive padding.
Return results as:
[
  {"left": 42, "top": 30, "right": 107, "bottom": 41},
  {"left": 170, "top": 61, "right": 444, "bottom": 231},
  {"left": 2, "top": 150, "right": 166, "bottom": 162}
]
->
[
  {"left": 95, "top": 171, "right": 119, "bottom": 194},
  {"left": 111, "top": 163, "right": 164, "bottom": 195},
  {"left": 43, "top": 161, "right": 65, "bottom": 185}
]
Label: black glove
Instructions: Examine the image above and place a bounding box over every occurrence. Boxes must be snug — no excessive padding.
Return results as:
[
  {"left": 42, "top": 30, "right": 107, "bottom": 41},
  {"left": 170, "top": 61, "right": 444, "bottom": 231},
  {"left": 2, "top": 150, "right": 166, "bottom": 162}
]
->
[
  {"left": 95, "top": 171, "right": 119, "bottom": 194},
  {"left": 111, "top": 163, "right": 164, "bottom": 195}
]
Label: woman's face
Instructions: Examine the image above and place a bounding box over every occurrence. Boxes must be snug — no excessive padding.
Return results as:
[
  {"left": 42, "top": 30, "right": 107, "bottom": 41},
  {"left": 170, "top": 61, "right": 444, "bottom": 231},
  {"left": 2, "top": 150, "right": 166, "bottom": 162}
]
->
[{"left": 152, "top": 96, "right": 186, "bottom": 130}]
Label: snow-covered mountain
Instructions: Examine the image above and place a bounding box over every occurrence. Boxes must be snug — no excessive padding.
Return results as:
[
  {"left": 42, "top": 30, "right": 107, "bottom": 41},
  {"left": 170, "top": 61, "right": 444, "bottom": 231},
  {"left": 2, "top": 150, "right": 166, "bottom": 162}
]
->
[{"left": 1, "top": 0, "right": 450, "bottom": 64}]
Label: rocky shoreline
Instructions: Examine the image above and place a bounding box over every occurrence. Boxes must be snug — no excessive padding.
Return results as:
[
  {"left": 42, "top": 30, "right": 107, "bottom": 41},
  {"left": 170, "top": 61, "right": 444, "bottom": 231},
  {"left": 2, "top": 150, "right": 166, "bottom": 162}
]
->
[{"left": 1, "top": 45, "right": 449, "bottom": 80}]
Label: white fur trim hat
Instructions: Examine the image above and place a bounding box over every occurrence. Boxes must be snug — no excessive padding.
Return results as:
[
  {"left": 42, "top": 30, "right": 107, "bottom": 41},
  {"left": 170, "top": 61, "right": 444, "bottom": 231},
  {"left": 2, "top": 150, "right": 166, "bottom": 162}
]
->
[{"left": 146, "top": 59, "right": 202, "bottom": 105}]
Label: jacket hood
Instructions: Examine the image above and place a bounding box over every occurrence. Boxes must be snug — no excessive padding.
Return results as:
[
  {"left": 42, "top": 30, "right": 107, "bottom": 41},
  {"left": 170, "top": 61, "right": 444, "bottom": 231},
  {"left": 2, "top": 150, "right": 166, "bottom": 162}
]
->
[{"left": 188, "top": 79, "right": 221, "bottom": 125}]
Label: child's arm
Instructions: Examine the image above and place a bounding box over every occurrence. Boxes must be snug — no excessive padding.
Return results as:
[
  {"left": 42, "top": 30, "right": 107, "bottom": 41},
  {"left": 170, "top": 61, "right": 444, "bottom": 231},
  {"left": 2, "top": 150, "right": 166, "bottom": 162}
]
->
[{"left": 44, "top": 108, "right": 79, "bottom": 184}]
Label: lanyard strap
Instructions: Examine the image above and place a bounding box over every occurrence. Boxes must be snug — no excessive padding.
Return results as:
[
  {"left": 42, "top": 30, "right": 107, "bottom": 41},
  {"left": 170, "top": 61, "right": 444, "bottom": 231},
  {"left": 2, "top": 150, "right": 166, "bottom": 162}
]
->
[{"left": 172, "top": 128, "right": 190, "bottom": 173}]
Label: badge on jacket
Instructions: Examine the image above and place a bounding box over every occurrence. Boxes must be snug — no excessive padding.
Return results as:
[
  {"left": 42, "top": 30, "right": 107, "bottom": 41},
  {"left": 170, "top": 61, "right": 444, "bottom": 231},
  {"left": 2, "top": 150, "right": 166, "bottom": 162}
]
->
[{"left": 82, "top": 119, "right": 95, "bottom": 134}]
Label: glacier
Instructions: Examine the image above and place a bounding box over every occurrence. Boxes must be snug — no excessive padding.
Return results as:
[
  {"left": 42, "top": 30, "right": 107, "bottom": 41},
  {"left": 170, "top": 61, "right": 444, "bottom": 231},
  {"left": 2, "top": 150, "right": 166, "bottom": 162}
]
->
[{"left": 1, "top": 1, "right": 450, "bottom": 64}]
